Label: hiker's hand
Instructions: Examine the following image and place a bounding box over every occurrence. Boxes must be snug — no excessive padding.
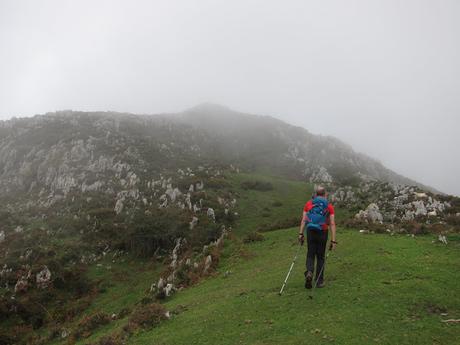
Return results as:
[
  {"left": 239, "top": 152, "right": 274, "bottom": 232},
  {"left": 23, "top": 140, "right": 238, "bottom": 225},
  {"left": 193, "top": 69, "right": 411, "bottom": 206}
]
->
[
  {"left": 329, "top": 241, "right": 337, "bottom": 251},
  {"left": 298, "top": 234, "right": 305, "bottom": 245}
]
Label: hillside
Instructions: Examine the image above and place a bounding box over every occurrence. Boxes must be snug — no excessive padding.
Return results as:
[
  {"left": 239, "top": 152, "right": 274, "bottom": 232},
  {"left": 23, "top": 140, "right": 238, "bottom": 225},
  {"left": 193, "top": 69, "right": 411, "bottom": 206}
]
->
[
  {"left": 28, "top": 173, "right": 460, "bottom": 345},
  {"left": 0, "top": 106, "right": 459, "bottom": 344},
  {"left": 128, "top": 229, "right": 460, "bottom": 345},
  {"left": 0, "top": 104, "right": 430, "bottom": 197},
  {"left": 175, "top": 103, "right": 426, "bottom": 187}
]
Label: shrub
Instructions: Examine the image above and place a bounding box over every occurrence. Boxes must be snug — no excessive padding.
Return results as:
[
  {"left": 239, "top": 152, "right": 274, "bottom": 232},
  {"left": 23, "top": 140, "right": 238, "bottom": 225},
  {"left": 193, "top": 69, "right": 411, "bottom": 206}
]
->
[
  {"left": 87, "top": 208, "right": 116, "bottom": 219},
  {"left": 257, "top": 217, "right": 300, "bottom": 232},
  {"left": 126, "top": 303, "right": 168, "bottom": 332},
  {"left": 74, "top": 312, "right": 111, "bottom": 339},
  {"left": 206, "top": 178, "right": 231, "bottom": 189},
  {"left": 0, "top": 330, "right": 16, "bottom": 345},
  {"left": 97, "top": 334, "right": 125, "bottom": 345},
  {"left": 243, "top": 232, "right": 265, "bottom": 243},
  {"left": 241, "top": 180, "right": 273, "bottom": 191},
  {"left": 272, "top": 200, "right": 283, "bottom": 207},
  {"left": 446, "top": 214, "right": 460, "bottom": 226}
]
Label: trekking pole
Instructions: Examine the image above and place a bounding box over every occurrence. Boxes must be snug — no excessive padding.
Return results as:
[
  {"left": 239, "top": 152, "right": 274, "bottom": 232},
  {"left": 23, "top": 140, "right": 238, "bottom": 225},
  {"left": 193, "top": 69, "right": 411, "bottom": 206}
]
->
[
  {"left": 279, "top": 243, "right": 302, "bottom": 296},
  {"left": 309, "top": 251, "right": 331, "bottom": 300}
]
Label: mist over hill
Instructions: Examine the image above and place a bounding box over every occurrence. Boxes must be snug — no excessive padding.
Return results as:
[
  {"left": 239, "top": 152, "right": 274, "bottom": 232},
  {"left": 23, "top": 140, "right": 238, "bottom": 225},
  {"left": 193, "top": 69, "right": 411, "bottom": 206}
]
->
[{"left": 0, "top": 103, "right": 433, "bottom": 197}]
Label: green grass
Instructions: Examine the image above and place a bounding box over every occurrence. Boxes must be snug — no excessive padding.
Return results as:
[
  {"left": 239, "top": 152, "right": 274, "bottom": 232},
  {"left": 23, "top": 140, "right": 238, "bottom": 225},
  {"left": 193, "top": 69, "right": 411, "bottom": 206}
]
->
[
  {"left": 227, "top": 173, "right": 313, "bottom": 235},
  {"left": 33, "top": 172, "right": 460, "bottom": 344},
  {"left": 129, "top": 229, "right": 460, "bottom": 345},
  {"left": 47, "top": 256, "right": 161, "bottom": 345}
]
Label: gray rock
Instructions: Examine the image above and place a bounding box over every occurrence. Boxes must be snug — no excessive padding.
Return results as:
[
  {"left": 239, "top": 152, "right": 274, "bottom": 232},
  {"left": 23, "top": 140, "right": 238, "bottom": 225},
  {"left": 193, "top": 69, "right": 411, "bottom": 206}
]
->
[
  {"left": 164, "top": 283, "right": 174, "bottom": 297},
  {"left": 170, "top": 238, "right": 184, "bottom": 269},
  {"left": 203, "top": 255, "right": 212, "bottom": 273},
  {"left": 36, "top": 266, "right": 52, "bottom": 289},
  {"left": 207, "top": 208, "right": 215, "bottom": 222},
  {"left": 165, "top": 185, "right": 181, "bottom": 202},
  {"left": 157, "top": 277, "right": 165, "bottom": 290},
  {"left": 114, "top": 199, "right": 124, "bottom": 214},
  {"left": 189, "top": 216, "right": 199, "bottom": 230},
  {"left": 355, "top": 203, "right": 383, "bottom": 223},
  {"left": 309, "top": 166, "right": 333, "bottom": 183},
  {"left": 413, "top": 200, "right": 427, "bottom": 216},
  {"left": 438, "top": 234, "right": 448, "bottom": 245},
  {"left": 402, "top": 210, "right": 415, "bottom": 221},
  {"left": 196, "top": 181, "right": 204, "bottom": 190},
  {"left": 14, "top": 275, "right": 29, "bottom": 293}
]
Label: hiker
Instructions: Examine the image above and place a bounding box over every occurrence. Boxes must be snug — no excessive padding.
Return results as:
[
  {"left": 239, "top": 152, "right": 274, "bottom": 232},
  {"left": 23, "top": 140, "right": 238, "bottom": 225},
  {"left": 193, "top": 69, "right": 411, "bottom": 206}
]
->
[{"left": 298, "top": 185, "right": 337, "bottom": 289}]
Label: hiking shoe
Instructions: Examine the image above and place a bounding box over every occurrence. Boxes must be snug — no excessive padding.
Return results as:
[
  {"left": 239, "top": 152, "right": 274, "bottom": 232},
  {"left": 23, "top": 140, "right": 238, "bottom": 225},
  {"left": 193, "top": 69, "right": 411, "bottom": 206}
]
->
[{"left": 304, "top": 271, "right": 313, "bottom": 289}]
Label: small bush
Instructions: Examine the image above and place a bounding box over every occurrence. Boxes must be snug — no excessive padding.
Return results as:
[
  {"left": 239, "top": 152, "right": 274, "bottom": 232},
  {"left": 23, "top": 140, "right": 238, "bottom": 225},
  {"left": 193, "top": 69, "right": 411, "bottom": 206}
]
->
[
  {"left": 446, "top": 214, "right": 460, "bottom": 226},
  {"left": 240, "top": 180, "right": 273, "bottom": 191},
  {"left": 126, "top": 303, "right": 168, "bottom": 332},
  {"left": 0, "top": 330, "right": 16, "bottom": 345},
  {"left": 97, "top": 333, "right": 125, "bottom": 345},
  {"left": 206, "top": 178, "right": 231, "bottom": 189},
  {"left": 272, "top": 200, "right": 283, "bottom": 207},
  {"left": 260, "top": 207, "right": 271, "bottom": 217},
  {"left": 87, "top": 208, "right": 116, "bottom": 219},
  {"left": 74, "top": 312, "right": 111, "bottom": 339},
  {"left": 243, "top": 232, "right": 265, "bottom": 243},
  {"left": 257, "top": 217, "right": 300, "bottom": 232}
]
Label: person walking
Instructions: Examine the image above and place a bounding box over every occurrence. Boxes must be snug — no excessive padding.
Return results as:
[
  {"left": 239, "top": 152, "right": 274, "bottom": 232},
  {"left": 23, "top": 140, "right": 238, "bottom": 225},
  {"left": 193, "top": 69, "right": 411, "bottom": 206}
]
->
[{"left": 298, "top": 185, "right": 337, "bottom": 289}]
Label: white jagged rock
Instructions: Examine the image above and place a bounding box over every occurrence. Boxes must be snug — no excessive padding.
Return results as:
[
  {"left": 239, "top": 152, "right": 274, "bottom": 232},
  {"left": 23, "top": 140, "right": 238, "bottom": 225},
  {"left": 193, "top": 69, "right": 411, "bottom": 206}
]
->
[
  {"left": 414, "top": 192, "right": 428, "bottom": 199},
  {"left": 170, "top": 238, "right": 184, "bottom": 269},
  {"left": 81, "top": 180, "right": 104, "bottom": 193},
  {"left": 157, "top": 277, "right": 165, "bottom": 290},
  {"left": 127, "top": 172, "right": 139, "bottom": 187},
  {"left": 164, "top": 283, "right": 174, "bottom": 297},
  {"left": 14, "top": 275, "right": 29, "bottom": 293},
  {"left": 114, "top": 199, "right": 124, "bottom": 214},
  {"left": 438, "top": 234, "right": 448, "bottom": 245},
  {"left": 413, "top": 200, "right": 427, "bottom": 216},
  {"left": 355, "top": 203, "right": 383, "bottom": 223},
  {"left": 402, "top": 210, "right": 415, "bottom": 221},
  {"left": 36, "top": 266, "right": 52, "bottom": 289},
  {"left": 203, "top": 255, "right": 212, "bottom": 273},
  {"left": 185, "top": 193, "right": 192, "bottom": 210},
  {"left": 309, "top": 166, "right": 333, "bottom": 183},
  {"left": 207, "top": 208, "right": 215, "bottom": 222},
  {"left": 189, "top": 216, "right": 199, "bottom": 230},
  {"left": 0, "top": 231, "right": 5, "bottom": 243}
]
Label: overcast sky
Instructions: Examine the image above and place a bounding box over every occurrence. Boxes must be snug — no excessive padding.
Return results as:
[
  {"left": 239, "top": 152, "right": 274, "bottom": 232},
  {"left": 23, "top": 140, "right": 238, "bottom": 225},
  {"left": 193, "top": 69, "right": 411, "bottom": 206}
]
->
[{"left": 1, "top": 0, "right": 459, "bottom": 195}]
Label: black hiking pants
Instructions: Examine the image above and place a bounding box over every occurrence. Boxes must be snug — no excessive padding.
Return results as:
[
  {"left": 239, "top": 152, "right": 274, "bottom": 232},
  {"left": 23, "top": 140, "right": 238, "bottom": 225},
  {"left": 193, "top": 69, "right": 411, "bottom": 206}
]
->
[{"left": 306, "top": 230, "right": 328, "bottom": 284}]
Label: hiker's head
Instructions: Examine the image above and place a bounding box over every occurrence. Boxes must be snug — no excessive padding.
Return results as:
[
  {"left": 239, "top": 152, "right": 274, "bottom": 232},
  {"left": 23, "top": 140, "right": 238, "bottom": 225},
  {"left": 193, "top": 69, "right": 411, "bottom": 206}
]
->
[{"left": 315, "top": 185, "right": 326, "bottom": 197}]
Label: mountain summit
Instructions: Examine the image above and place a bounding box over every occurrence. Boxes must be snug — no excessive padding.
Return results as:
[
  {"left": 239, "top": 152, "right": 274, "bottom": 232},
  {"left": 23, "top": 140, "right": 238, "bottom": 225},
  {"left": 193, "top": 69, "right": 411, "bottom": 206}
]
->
[{"left": 0, "top": 105, "right": 428, "bottom": 194}]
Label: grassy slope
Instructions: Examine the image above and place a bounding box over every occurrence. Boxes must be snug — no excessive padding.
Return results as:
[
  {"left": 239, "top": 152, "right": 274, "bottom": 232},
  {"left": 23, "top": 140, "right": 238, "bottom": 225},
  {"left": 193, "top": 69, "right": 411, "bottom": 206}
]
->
[
  {"left": 126, "top": 174, "right": 460, "bottom": 345},
  {"left": 227, "top": 172, "right": 313, "bottom": 235},
  {"left": 49, "top": 173, "right": 460, "bottom": 344},
  {"left": 53, "top": 257, "right": 160, "bottom": 345},
  {"left": 130, "top": 229, "right": 460, "bottom": 345}
]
